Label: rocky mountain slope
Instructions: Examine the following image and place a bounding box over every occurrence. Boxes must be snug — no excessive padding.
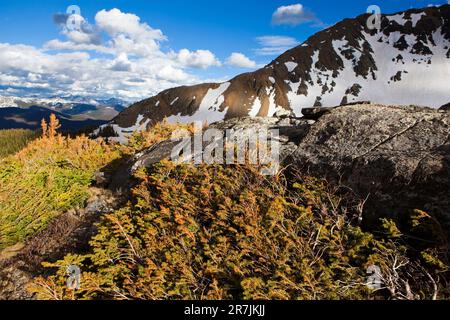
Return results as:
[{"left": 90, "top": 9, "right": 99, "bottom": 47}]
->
[{"left": 104, "top": 5, "right": 450, "bottom": 141}]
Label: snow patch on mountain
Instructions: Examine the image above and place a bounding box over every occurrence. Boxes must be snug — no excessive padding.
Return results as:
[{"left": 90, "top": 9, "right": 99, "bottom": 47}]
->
[
  {"left": 248, "top": 97, "right": 262, "bottom": 118},
  {"left": 285, "top": 62, "right": 298, "bottom": 73},
  {"left": 166, "top": 82, "right": 231, "bottom": 124},
  {"left": 410, "top": 12, "right": 426, "bottom": 27},
  {"left": 283, "top": 19, "right": 450, "bottom": 112},
  {"left": 95, "top": 114, "right": 150, "bottom": 143},
  {"left": 387, "top": 13, "right": 406, "bottom": 25}
]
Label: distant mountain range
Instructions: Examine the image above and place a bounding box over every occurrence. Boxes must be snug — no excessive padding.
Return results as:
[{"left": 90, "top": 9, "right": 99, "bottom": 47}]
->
[
  {"left": 0, "top": 95, "right": 129, "bottom": 132},
  {"left": 104, "top": 5, "right": 450, "bottom": 141}
]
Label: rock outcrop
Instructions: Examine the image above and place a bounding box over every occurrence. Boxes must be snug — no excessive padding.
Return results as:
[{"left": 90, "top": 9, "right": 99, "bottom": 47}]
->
[
  {"left": 289, "top": 104, "right": 449, "bottom": 227},
  {"left": 440, "top": 103, "right": 450, "bottom": 111},
  {"left": 117, "top": 104, "right": 450, "bottom": 229}
]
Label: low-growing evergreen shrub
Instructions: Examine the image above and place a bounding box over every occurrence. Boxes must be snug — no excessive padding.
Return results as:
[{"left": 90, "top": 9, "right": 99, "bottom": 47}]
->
[
  {"left": 0, "top": 117, "right": 192, "bottom": 251},
  {"left": 0, "top": 116, "right": 121, "bottom": 250},
  {"left": 29, "top": 162, "right": 449, "bottom": 300},
  {"left": 1, "top": 115, "right": 447, "bottom": 300}
]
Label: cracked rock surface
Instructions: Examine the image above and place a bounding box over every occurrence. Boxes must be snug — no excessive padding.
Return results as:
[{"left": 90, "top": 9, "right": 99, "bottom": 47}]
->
[{"left": 288, "top": 104, "right": 449, "bottom": 227}]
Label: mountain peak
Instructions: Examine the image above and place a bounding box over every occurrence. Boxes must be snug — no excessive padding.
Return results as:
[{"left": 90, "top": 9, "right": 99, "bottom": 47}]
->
[{"left": 105, "top": 5, "right": 450, "bottom": 141}]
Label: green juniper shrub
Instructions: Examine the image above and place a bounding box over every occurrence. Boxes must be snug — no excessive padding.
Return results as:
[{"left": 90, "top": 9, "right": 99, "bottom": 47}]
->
[{"left": 29, "top": 161, "right": 449, "bottom": 300}]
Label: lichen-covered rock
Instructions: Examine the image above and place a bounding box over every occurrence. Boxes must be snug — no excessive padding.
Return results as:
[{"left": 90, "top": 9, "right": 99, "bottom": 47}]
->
[
  {"left": 109, "top": 115, "right": 311, "bottom": 189},
  {"left": 288, "top": 104, "right": 450, "bottom": 228}
]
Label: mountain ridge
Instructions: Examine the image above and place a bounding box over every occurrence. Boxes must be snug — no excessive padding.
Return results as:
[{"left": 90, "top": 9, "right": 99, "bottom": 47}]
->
[
  {"left": 0, "top": 106, "right": 108, "bottom": 132},
  {"left": 103, "top": 5, "right": 450, "bottom": 141},
  {"left": 0, "top": 95, "right": 129, "bottom": 131}
]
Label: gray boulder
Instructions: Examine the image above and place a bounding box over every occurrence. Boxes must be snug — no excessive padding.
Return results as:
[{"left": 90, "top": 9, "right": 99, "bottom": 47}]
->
[{"left": 289, "top": 104, "right": 449, "bottom": 227}]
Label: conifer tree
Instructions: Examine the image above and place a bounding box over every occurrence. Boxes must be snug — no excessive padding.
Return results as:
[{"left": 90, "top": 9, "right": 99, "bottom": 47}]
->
[
  {"left": 48, "top": 114, "right": 61, "bottom": 138},
  {"left": 41, "top": 118, "right": 47, "bottom": 138}
]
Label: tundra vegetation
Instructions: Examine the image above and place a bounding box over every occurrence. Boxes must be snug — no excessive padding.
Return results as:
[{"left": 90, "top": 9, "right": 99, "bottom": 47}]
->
[{"left": 0, "top": 115, "right": 448, "bottom": 300}]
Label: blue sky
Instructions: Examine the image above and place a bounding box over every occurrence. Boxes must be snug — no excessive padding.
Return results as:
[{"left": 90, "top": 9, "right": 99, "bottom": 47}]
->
[{"left": 0, "top": 0, "right": 447, "bottom": 101}]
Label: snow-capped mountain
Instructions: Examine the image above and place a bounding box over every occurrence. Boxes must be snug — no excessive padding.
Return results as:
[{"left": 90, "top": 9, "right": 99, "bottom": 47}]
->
[
  {"left": 106, "top": 5, "right": 450, "bottom": 140},
  {"left": 0, "top": 95, "right": 129, "bottom": 110},
  {"left": 0, "top": 96, "right": 65, "bottom": 108}
]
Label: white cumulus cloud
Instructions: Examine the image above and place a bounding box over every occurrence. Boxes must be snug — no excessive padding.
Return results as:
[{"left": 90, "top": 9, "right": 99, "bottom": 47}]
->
[
  {"left": 53, "top": 13, "right": 102, "bottom": 45},
  {"left": 272, "top": 4, "right": 317, "bottom": 26},
  {"left": 95, "top": 9, "right": 166, "bottom": 41},
  {"left": 0, "top": 8, "right": 228, "bottom": 101},
  {"left": 225, "top": 52, "right": 257, "bottom": 68},
  {"left": 95, "top": 9, "right": 167, "bottom": 56},
  {"left": 174, "top": 49, "right": 221, "bottom": 69},
  {"left": 109, "top": 53, "right": 133, "bottom": 72}
]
